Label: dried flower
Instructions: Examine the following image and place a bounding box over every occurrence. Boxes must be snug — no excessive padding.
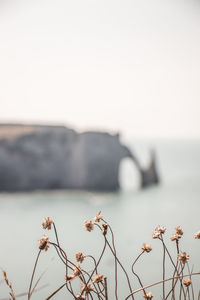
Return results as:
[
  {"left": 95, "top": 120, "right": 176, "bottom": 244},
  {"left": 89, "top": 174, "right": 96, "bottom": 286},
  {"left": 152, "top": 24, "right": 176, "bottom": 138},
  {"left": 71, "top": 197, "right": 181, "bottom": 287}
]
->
[
  {"left": 170, "top": 233, "right": 179, "bottom": 241},
  {"left": 76, "top": 295, "right": 86, "bottom": 300},
  {"left": 94, "top": 211, "right": 103, "bottom": 222},
  {"left": 3, "top": 271, "right": 13, "bottom": 290},
  {"left": 102, "top": 223, "right": 108, "bottom": 236},
  {"left": 3, "top": 271, "right": 16, "bottom": 300},
  {"left": 65, "top": 274, "right": 75, "bottom": 281},
  {"left": 84, "top": 220, "right": 94, "bottom": 232},
  {"left": 76, "top": 252, "right": 85, "bottom": 263},
  {"left": 73, "top": 265, "right": 82, "bottom": 277},
  {"left": 93, "top": 274, "right": 104, "bottom": 283},
  {"left": 156, "top": 225, "right": 166, "bottom": 234},
  {"left": 142, "top": 243, "right": 152, "bottom": 253},
  {"left": 175, "top": 226, "right": 183, "bottom": 236},
  {"left": 3, "top": 271, "right": 9, "bottom": 286},
  {"left": 178, "top": 252, "right": 189, "bottom": 264},
  {"left": 171, "top": 226, "right": 184, "bottom": 241},
  {"left": 152, "top": 225, "right": 166, "bottom": 239},
  {"left": 39, "top": 235, "right": 49, "bottom": 251},
  {"left": 144, "top": 292, "right": 153, "bottom": 299},
  {"left": 81, "top": 283, "right": 94, "bottom": 294},
  {"left": 42, "top": 217, "right": 53, "bottom": 230},
  {"left": 183, "top": 278, "right": 191, "bottom": 287},
  {"left": 152, "top": 231, "right": 160, "bottom": 239},
  {"left": 194, "top": 231, "right": 200, "bottom": 239}
]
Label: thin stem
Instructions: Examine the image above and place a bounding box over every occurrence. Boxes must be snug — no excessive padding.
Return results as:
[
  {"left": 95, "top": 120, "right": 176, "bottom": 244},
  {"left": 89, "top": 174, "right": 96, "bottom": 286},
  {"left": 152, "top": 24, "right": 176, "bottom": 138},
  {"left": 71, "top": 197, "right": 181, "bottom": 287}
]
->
[
  {"left": 161, "top": 237, "right": 166, "bottom": 299},
  {"left": 0, "top": 284, "right": 48, "bottom": 300},
  {"left": 131, "top": 251, "right": 146, "bottom": 297},
  {"left": 125, "top": 272, "right": 200, "bottom": 300},
  {"left": 80, "top": 239, "right": 107, "bottom": 297},
  {"left": 165, "top": 263, "right": 184, "bottom": 300},
  {"left": 53, "top": 223, "right": 60, "bottom": 246},
  {"left": 45, "top": 283, "right": 66, "bottom": 300},
  {"left": 86, "top": 255, "right": 104, "bottom": 299},
  {"left": 30, "top": 261, "right": 52, "bottom": 297},
  {"left": 105, "top": 237, "right": 134, "bottom": 300},
  {"left": 186, "top": 263, "right": 194, "bottom": 300},
  {"left": 28, "top": 250, "right": 41, "bottom": 300},
  {"left": 161, "top": 239, "right": 176, "bottom": 268},
  {"left": 104, "top": 278, "right": 108, "bottom": 300},
  {"left": 108, "top": 225, "right": 118, "bottom": 300},
  {"left": 95, "top": 223, "right": 134, "bottom": 300}
]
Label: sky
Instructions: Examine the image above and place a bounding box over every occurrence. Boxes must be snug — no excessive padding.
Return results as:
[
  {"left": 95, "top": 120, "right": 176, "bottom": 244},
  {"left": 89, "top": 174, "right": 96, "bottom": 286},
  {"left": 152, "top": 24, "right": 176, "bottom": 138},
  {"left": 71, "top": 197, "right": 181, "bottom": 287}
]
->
[{"left": 0, "top": 0, "right": 200, "bottom": 139}]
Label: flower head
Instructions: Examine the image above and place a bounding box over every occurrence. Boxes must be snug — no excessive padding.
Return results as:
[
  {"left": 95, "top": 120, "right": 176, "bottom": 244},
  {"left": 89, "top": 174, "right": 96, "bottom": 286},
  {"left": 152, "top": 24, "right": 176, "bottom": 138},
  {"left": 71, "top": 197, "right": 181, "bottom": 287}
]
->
[
  {"left": 81, "top": 283, "right": 94, "bottom": 294},
  {"left": 178, "top": 252, "right": 189, "bottom": 264},
  {"left": 175, "top": 226, "right": 184, "bottom": 237},
  {"left": 170, "top": 233, "right": 179, "bottom": 242},
  {"left": 3, "top": 270, "right": 13, "bottom": 290},
  {"left": 142, "top": 243, "right": 152, "bottom": 253},
  {"left": 76, "top": 295, "right": 86, "bottom": 300},
  {"left": 183, "top": 278, "right": 191, "bottom": 287},
  {"left": 93, "top": 274, "right": 104, "bottom": 283},
  {"left": 156, "top": 225, "right": 166, "bottom": 234},
  {"left": 144, "top": 292, "right": 153, "bottom": 299},
  {"left": 65, "top": 274, "right": 75, "bottom": 281},
  {"left": 102, "top": 223, "right": 108, "bottom": 236},
  {"left": 76, "top": 252, "right": 85, "bottom": 263},
  {"left": 73, "top": 265, "right": 82, "bottom": 277},
  {"left": 194, "top": 231, "right": 200, "bottom": 239},
  {"left": 39, "top": 235, "right": 49, "bottom": 251},
  {"left": 84, "top": 220, "right": 94, "bottom": 232},
  {"left": 42, "top": 217, "right": 53, "bottom": 230},
  {"left": 152, "top": 231, "right": 160, "bottom": 239},
  {"left": 93, "top": 211, "right": 103, "bottom": 223},
  {"left": 152, "top": 225, "right": 166, "bottom": 239}
]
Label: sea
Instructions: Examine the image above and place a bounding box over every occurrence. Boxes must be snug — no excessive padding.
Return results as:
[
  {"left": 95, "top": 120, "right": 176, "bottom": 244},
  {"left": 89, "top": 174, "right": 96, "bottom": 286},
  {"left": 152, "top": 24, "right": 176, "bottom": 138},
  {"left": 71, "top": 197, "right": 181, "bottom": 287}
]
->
[{"left": 0, "top": 139, "right": 200, "bottom": 299}]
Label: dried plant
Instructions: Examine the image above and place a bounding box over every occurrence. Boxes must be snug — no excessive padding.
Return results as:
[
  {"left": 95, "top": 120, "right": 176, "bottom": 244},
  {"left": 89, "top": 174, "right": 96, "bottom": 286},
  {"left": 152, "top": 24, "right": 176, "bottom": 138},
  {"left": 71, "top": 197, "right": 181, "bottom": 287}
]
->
[{"left": 1, "top": 211, "right": 200, "bottom": 300}]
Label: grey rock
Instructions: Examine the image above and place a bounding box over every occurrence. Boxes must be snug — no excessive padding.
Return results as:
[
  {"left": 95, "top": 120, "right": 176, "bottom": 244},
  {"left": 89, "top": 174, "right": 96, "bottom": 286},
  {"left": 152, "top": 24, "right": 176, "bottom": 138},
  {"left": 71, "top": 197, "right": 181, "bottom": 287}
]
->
[{"left": 0, "top": 124, "right": 159, "bottom": 191}]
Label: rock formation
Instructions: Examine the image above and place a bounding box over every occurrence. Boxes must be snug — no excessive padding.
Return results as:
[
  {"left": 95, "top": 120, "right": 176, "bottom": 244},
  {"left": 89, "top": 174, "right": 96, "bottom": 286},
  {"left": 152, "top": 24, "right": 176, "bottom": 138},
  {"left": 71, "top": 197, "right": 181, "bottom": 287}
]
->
[{"left": 0, "top": 124, "right": 159, "bottom": 191}]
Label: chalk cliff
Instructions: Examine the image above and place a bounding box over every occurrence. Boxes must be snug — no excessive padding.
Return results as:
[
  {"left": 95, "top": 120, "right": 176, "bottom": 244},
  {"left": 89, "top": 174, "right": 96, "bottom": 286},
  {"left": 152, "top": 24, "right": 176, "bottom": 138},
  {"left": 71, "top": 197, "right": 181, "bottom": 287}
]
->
[{"left": 0, "top": 124, "right": 159, "bottom": 191}]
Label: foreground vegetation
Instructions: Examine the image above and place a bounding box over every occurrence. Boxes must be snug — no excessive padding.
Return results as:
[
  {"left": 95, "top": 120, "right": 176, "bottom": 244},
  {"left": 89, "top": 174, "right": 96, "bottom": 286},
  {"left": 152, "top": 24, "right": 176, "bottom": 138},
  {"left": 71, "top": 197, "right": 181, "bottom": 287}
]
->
[{"left": 2, "top": 212, "right": 200, "bottom": 299}]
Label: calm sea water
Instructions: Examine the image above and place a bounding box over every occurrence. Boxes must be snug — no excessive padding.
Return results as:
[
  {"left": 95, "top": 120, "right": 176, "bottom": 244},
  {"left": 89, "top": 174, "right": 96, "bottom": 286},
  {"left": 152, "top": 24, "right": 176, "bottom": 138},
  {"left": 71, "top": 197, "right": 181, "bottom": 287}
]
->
[{"left": 0, "top": 139, "right": 200, "bottom": 299}]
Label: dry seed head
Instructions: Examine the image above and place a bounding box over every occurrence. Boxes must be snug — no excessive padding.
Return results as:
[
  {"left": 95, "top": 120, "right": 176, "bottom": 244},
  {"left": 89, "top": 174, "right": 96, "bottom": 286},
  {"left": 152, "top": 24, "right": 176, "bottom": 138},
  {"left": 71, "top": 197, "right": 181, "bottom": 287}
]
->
[
  {"left": 178, "top": 252, "right": 189, "bottom": 264},
  {"left": 152, "top": 231, "right": 160, "bottom": 239},
  {"left": 81, "top": 283, "right": 94, "bottom": 294},
  {"left": 42, "top": 217, "right": 53, "bottom": 230},
  {"left": 142, "top": 243, "right": 152, "bottom": 253},
  {"left": 2, "top": 271, "right": 15, "bottom": 299},
  {"left": 93, "top": 274, "right": 104, "bottom": 283},
  {"left": 144, "top": 292, "right": 153, "bottom": 299},
  {"left": 175, "top": 226, "right": 183, "bottom": 236},
  {"left": 76, "top": 252, "right": 85, "bottom": 263},
  {"left": 84, "top": 220, "right": 94, "bottom": 232},
  {"left": 76, "top": 295, "right": 86, "bottom": 300},
  {"left": 73, "top": 265, "right": 82, "bottom": 277},
  {"left": 155, "top": 225, "right": 166, "bottom": 234},
  {"left": 93, "top": 211, "right": 103, "bottom": 223},
  {"left": 39, "top": 235, "right": 50, "bottom": 251},
  {"left": 194, "top": 231, "right": 200, "bottom": 239},
  {"left": 170, "top": 233, "right": 179, "bottom": 241},
  {"left": 183, "top": 278, "right": 191, "bottom": 287},
  {"left": 3, "top": 270, "right": 9, "bottom": 286},
  {"left": 102, "top": 223, "right": 108, "bottom": 236},
  {"left": 65, "top": 274, "right": 75, "bottom": 281},
  {"left": 152, "top": 225, "right": 166, "bottom": 239}
]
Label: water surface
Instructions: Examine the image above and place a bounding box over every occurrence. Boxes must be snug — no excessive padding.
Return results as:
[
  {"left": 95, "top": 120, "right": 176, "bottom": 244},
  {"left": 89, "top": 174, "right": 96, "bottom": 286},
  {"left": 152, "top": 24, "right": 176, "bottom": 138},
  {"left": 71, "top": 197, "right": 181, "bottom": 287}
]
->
[{"left": 0, "top": 140, "right": 200, "bottom": 299}]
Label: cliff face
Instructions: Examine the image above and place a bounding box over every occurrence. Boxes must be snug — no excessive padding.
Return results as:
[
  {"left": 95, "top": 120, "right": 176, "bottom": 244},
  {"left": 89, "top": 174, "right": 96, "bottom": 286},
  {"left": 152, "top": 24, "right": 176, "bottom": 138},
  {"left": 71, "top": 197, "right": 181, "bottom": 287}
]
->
[{"left": 0, "top": 124, "right": 159, "bottom": 191}]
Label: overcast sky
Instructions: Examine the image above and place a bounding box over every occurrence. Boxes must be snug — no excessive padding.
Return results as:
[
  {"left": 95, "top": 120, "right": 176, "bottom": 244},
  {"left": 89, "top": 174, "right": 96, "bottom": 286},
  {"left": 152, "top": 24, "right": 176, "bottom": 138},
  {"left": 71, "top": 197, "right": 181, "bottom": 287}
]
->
[{"left": 0, "top": 0, "right": 200, "bottom": 138}]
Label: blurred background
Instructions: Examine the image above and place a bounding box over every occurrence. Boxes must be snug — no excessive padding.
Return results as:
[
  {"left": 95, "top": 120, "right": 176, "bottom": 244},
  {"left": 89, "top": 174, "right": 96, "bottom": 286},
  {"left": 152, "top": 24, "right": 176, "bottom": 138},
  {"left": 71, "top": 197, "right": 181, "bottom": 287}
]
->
[{"left": 0, "top": 0, "right": 200, "bottom": 299}]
